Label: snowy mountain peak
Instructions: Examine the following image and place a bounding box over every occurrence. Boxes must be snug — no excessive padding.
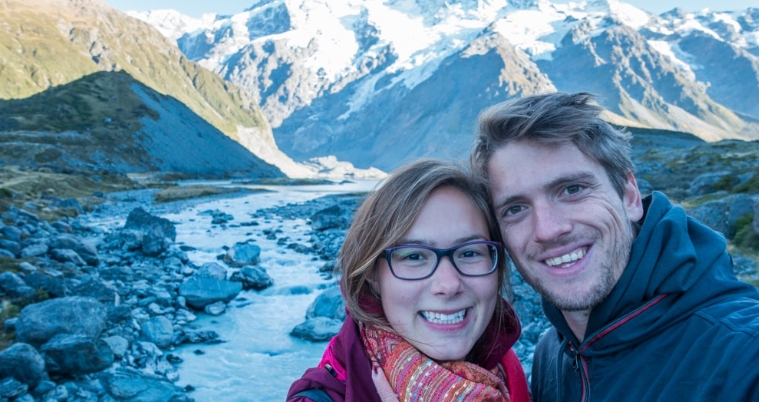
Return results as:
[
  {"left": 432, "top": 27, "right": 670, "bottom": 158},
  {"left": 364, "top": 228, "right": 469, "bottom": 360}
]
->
[{"left": 125, "top": 0, "right": 759, "bottom": 173}]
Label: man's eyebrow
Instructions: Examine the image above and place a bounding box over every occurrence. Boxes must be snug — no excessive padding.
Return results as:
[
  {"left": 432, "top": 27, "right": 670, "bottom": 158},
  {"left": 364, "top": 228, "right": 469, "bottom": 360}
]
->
[
  {"left": 545, "top": 171, "right": 597, "bottom": 190},
  {"left": 492, "top": 171, "right": 597, "bottom": 210}
]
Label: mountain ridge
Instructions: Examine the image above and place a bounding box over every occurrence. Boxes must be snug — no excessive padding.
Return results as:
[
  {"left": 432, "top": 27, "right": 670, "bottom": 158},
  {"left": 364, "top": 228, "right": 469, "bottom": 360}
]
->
[{"left": 129, "top": 0, "right": 759, "bottom": 171}]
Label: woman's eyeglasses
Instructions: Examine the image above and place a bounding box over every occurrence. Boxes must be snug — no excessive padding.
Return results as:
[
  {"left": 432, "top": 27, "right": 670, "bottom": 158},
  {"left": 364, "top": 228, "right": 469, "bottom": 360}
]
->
[{"left": 383, "top": 240, "right": 500, "bottom": 280}]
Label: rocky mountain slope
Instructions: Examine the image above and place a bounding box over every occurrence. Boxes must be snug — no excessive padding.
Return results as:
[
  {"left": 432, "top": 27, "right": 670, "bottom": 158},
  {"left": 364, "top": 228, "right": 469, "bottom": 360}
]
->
[
  {"left": 0, "top": 0, "right": 285, "bottom": 178},
  {"left": 132, "top": 0, "right": 759, "bottom": 172},
  {"left": 0, "top": 71, "right": 283, "bottom": 178}
]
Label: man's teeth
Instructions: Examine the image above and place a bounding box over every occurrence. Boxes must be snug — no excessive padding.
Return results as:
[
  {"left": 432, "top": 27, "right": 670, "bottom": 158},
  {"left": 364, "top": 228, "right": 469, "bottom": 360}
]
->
[
  {"left": 421, "top": 310, "right": 466, "bottom": 324},
  {"left": 545, "top": 249, "right": 586, "bottom": 267}
]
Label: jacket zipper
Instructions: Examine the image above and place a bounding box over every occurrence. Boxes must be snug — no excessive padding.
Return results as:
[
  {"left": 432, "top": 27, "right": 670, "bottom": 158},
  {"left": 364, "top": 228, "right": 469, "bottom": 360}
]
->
[
  {"left": 567, "top": 294, "right": 669, "bottom": 402},
  {"left": 568, "top": 341, "right": 589, "bottom": 402}
]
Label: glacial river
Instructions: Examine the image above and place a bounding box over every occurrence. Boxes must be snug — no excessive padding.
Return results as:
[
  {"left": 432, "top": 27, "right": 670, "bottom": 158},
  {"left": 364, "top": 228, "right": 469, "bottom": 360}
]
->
[{"left": 87, "top": 180, "right": 381, "bottom": 401}]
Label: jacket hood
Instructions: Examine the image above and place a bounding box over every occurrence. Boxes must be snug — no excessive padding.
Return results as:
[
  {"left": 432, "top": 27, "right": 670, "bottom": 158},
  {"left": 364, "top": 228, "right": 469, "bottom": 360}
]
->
[{"left": 543, "top": 191, "right": 758, "bottom": 353}]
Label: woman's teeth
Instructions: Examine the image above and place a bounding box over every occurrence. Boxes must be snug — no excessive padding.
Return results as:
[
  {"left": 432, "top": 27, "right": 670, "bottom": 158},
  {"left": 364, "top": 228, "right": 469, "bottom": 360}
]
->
[{"left": 421, "top": 310, "right": 466, "bottom": 324}]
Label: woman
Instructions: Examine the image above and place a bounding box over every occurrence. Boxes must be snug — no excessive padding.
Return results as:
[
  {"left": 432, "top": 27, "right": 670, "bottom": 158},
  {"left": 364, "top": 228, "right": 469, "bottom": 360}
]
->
[{"left": 287, "top": 159, "right": 529, "bottom": 402}]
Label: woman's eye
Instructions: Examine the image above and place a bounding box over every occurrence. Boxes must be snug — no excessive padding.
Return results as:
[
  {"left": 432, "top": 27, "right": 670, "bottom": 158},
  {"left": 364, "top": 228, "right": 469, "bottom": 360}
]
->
[{"left": 405, "top": 253, "right": 424, "bottom": 261}]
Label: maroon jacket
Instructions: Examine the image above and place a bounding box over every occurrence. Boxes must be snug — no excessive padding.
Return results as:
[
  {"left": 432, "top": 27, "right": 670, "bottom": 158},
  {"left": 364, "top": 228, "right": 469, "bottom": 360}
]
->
[{"left": 287, "top": 298, "right": 526, "bottom": 401}]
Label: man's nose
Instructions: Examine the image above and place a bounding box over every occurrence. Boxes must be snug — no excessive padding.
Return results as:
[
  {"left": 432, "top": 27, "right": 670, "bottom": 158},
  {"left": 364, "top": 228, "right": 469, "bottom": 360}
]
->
[{"left": 532, "top": 201, "right": 571, "bottom": 242}]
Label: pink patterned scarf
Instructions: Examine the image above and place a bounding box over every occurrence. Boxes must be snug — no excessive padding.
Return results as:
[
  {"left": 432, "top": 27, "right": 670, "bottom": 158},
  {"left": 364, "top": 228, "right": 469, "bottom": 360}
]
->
[{"left": 361, "top": 324, "right": 511, "bottom": 402}]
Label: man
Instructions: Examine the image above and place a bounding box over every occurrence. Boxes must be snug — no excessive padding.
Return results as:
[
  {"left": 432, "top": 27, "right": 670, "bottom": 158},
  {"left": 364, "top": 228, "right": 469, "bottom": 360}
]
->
[{"left": 471, "top": 92, "right": 759, "bottom": 401}]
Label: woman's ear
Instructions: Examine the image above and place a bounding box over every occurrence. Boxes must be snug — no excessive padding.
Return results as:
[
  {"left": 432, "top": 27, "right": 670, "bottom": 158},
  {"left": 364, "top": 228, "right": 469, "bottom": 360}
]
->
[{"left": 367, "top": 260, "right": 381, "bottom": 297}]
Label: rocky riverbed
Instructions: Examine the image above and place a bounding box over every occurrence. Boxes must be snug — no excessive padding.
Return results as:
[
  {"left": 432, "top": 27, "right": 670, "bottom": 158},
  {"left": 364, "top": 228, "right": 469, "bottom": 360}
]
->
[
  {"left": 0, "top": 181, "right": 381, "bottom": 402},
  {"left": 2, "top": 132, "right": 759, "bottom": 401}
]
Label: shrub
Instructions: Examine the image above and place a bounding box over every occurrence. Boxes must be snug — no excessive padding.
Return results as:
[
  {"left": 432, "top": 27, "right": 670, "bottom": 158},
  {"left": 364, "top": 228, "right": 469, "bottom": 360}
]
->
[{"left": 734, "top": 214, "right": 759, "bottom": 251}]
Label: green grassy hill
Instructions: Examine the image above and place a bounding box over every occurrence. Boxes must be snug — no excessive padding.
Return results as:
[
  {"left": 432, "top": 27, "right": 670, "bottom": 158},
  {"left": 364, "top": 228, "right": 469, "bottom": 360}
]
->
[{"left": 0, "top": 0, "right": 266, "bottom": 142}]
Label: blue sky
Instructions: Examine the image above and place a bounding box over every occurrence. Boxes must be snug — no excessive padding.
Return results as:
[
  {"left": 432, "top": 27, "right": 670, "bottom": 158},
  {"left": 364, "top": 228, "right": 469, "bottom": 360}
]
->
[{"left": 105, "top": 1, "right": 757, "bottom": 19}]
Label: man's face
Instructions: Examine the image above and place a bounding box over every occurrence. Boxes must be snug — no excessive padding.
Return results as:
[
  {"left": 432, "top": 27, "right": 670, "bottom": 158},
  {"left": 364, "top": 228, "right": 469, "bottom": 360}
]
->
[{"left": 487, "top": 140, "right": 643, "bottom": 312}]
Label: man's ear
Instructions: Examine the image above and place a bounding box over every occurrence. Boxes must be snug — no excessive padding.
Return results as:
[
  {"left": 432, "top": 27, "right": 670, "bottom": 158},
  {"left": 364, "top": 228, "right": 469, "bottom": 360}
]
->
[{"left": 623, "top": 171, "right": 644, "bottom": 222}]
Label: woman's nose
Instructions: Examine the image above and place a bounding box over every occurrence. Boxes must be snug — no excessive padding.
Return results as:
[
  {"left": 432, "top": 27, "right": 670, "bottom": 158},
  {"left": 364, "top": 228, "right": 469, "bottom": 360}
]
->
[{"left": 429, "top": 256, "right": 464, "bottom": 296}]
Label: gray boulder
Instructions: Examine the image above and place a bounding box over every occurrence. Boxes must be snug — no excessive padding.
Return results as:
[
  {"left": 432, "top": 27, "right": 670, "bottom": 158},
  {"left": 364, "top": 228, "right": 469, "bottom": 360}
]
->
[
  {"left": 0, "top": 239, "right": 20, "bottom": 257},
  {"left": 69, "top": 278, "right": 118, "bottom": 303},
  {"left": 0, "top": 226, "right": 22, "bottom": 241},
  {"left": 688, "top": 193, "right": 755, "bottom": 238},
  {"left": 15, "top": 296, "right": 107, "bottom": 346},
  {"left": 100, "top": 369, "right": 191, "bottom": 402},
  {"left": 178, "top": 276, "right": 242, "bottom": 310},
  {"left": 203, "top": 301, "right": 226, "bottom": 315},
  {"left": 49, "top": 248, "right": 87, "bottom": 266},
  {"left": 49, "top": 234, "right": 99, "bottom": 266},
  {"left": 140, "top": 316, "right": 174, "bottom": 349},
  {"left": 0, "top": 343, "right": 46, "bottom": 387},
  {"left": 123, "top": 208, "right": 176, "bottom": 242},
  {"left": 20, "top": 243, "right": 47, "bottom": 258},
  {"left": 103, "top": 336, "right": 130, "bottom": 359},
  {"left": 310, "top": 205, "right": 346, "bottom": 231},
  {"left": 230, "top": 266, "right": 273, "bottom": 290},
  {"left": 0, "top": 377, "right": 27, "bottom": 400},
  {"left": 22, "top": 270, "right": 67, "bottom": 298},
  {"left": 223, "top": 241, "right": 261, "bottom": 267},
  {"left": 197, "top": 262, "right": 227, "bottom": 280},
  {"left": 142, "top": 226, "right": 170, "bottom": 256},
  {"left": 688, "top": 171, "right": 732, "bottom": 196},
  {"left": 306, "top": 286, "right": 345, "bottom": 321},
  {"left": 0, "top": 272, "right": 34, "bottom": 299},
  {"left": 40, "top": 334, "right": 114, "bottom": 375},
  {"left": 290, "top": 317, "right": 343, "bottom": 342}
]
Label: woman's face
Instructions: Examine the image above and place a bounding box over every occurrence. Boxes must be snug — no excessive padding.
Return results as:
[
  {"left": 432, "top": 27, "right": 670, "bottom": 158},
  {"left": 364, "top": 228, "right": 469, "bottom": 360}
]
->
[{"left": 377, "top": 186, "right": 499, "bottom": 361}]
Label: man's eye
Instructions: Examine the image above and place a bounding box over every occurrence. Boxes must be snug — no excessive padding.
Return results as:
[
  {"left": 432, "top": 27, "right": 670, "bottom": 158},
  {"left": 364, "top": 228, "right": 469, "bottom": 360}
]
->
[
  {"left": 565, "top": 184, "right": 582, "bottom": 195},
  {"left": 505, "top": 205, "right": 523, "bottom": 216}
]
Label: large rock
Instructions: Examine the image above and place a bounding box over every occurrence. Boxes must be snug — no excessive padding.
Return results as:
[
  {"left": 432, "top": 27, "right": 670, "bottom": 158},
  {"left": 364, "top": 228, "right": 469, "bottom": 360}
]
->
[
  {"left": 197, "top": 262, "right": 227, "bottom": 280},
  {"left": 0, "top": 343, "right": 47, "bottom": 387},
  {"left": 310, "top": 205, "right": 347, "bottom": 231},
  {"left": 15, "top": 296, "right": 107, "bottom": 346},
  {"left": 178, "top": 276, "right": 242, "bottom": 310},
  {"left": 49, "top": 248, "right": 87, "bottom": 266},
  {"left": 0, "top": 239, "right": 20, "bottom": 257},
  {"left": 688, "top": 193, "right": 755, "bottom": 238},
  {"left": 290, "top": 317, "right": 343, "bottom": 342},
  {"left": 223, "top": 241, "right": 261, "bottom": 267},
  {"left": 48, "top": 234, "right": 99, "bottom": 266},
  {"left": 123, "top": 208, "right": 176, "bottom": 242},
  {"left": 0, "top": 272, "right": 34, "bottom": 299},
  {"left": 20, "top": 243, "right": 48, "bottom": 258},
  {"left": 40, "top": 334, "right": 114, "bottom": 375},
  {"left": 140, "top": 316, "right": 174, "bottom": 349},
  {"left": 69, "top": 277, "right": 119, "bottom": 303},
  {"left": 22, "top": 270, "right": 67, "bottom": 298},
  {"left": 230, "top": 266, "right": 273, "bottom": 290},
  {"left": 0, "top": 377, "right": 27, "bottom": 400},
  {"left": 141, "top": 226, "right": 170, "bottom": 256},
  {"left": 687, "top": 171, "right": 732, "bottom": 197},
  {"left": 306, "top": 286, "right": 345, "bottom": 321},
  {"left": 100, "top": 369, "right": 191, "bottom": 402}
]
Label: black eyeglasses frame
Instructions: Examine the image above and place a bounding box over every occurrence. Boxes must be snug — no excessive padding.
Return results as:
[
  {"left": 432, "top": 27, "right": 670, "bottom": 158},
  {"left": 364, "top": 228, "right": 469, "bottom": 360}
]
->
[{"left": 383, "top": 240, "right": 501, "bottom": 281}]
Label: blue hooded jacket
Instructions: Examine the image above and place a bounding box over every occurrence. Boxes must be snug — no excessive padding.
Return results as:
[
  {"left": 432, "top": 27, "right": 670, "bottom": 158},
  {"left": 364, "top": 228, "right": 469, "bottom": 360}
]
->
[{"left": 531, "top": 191, "right": 759, "bottom": 401}]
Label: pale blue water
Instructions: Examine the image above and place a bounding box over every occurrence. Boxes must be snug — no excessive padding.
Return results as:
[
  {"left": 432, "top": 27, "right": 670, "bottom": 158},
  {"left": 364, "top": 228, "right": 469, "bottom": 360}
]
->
[
  {"left": 156, "top": 180, "right": 379, "bottom": 401},
  {"left": 82, "top": 180, "right": 380, "bottom": 401}
]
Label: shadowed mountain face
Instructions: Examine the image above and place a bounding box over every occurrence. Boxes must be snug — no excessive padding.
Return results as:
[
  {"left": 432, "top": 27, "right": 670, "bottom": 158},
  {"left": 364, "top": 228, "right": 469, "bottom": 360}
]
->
[
  {"left": 133, "top": 0, "right": 759, "bottom": 172},
  {"left": 0, "top": 71, "right": 283, "bottom": 178},
  {"left": 0, "top": 0, "right": 284, "bottom": 178}
]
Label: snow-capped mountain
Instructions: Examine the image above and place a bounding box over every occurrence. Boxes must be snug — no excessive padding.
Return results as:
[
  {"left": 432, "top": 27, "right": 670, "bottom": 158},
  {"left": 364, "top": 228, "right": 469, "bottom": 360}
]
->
[{"left": 128, "top": 0, "right": 759, "bottom": 172}]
